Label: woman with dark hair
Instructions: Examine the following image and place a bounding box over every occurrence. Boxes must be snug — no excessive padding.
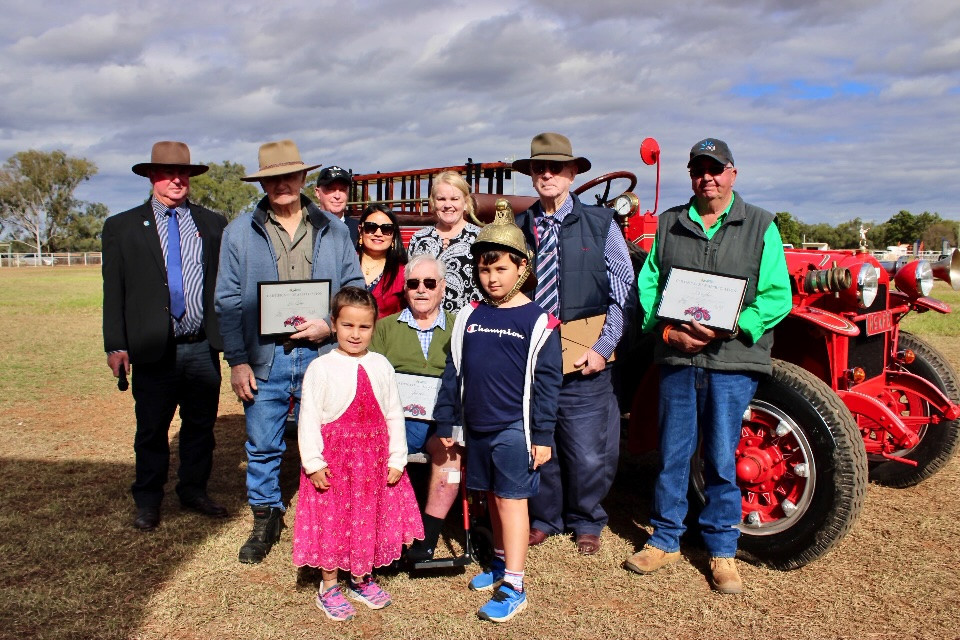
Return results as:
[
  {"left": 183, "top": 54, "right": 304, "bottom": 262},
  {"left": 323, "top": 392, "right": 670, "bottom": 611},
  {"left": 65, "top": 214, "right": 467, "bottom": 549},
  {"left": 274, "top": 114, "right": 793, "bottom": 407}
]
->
[{"left": 357, "top": 203, "right": 407, "bottom": 318}]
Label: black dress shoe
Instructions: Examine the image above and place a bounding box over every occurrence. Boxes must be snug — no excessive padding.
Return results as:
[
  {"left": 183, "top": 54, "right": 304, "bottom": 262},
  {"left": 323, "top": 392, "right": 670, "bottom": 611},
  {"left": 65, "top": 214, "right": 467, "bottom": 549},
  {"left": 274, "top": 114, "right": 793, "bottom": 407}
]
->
[
  {"left": 134, "top": 507, "right": 160, "bottom": 531},
  {"left": 180, "top": 495, "right": 229, "bottom": 518}
]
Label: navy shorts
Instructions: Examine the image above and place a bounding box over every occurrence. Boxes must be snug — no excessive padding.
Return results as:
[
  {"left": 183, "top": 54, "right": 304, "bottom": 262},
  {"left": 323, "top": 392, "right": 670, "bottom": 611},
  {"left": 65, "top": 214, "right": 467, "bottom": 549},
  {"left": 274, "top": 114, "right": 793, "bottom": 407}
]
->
[{"left": 466, "top": 420, "right": 540, "bottom": 499}]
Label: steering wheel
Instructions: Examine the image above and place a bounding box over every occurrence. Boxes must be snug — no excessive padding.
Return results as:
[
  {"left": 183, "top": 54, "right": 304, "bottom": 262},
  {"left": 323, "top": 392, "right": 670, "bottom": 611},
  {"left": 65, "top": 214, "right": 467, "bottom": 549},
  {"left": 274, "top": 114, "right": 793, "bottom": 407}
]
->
[{"left": 573, "top": 171, "right": 638, "bottom": 207}]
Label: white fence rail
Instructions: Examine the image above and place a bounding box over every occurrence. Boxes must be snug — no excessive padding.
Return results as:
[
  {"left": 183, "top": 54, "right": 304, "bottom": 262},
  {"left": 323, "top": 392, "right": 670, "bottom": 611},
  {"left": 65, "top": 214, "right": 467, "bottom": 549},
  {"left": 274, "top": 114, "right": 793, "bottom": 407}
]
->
[{"left": 1, "top": 252, "right": 103, "bottom": 267}]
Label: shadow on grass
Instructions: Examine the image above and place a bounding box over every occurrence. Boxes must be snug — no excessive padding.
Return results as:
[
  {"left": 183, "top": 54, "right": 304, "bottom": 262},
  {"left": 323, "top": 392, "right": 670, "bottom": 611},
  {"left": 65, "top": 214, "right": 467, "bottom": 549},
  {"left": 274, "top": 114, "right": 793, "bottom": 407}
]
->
[{"left": 0, "top": 411, "right": 304, "bottom": 640}]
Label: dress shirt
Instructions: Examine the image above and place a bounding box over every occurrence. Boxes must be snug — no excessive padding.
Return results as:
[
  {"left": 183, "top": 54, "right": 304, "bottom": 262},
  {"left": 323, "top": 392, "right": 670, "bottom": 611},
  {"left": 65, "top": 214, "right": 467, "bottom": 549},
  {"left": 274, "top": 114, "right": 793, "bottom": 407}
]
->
[{"left": 151, "top": 198, "right": 203, "bottom": 337}]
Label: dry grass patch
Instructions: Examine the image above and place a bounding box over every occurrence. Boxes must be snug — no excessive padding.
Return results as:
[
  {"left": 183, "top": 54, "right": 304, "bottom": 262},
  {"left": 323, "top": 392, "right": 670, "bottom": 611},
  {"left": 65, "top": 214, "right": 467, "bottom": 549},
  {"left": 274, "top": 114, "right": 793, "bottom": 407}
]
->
[{"left": 2, "top": 269, "right": 960, "bottom": 639}]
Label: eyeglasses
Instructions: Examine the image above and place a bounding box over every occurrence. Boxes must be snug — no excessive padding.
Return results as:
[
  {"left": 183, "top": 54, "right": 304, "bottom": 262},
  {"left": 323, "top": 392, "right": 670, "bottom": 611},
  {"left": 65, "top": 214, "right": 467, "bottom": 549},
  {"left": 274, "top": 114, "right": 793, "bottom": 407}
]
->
[
  {"left": 689, "top": 163, "right": 733, "bottom": 178},
  {"left": 361, "top": 221, "right": 396, "bottom": 235},
  {"left": 405, "top": 278, "right": 439, "bottom": 290},
  {"left": 530, "top": 160, "right": 569, "bottom": 175}
]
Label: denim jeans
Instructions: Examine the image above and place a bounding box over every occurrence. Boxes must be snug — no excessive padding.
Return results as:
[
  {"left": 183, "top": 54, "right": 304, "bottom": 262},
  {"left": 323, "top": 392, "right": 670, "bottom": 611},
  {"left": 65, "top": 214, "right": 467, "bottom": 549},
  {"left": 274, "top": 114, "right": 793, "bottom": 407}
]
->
[
  {"left": 242, "top": 344, "right": 318, "bottom": 509},
  {"left": 648, "top": 364, "right": 758, "bottom": 557},
  {"left": 529, "top": 368, "right": 621, "bottom": 537}
]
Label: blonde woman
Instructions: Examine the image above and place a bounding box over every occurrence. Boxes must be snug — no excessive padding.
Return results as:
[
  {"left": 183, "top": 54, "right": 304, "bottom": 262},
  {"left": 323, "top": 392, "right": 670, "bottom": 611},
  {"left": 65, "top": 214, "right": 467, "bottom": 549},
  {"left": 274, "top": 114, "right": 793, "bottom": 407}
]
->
[{"left": 407, "top": 171, "right": 482, "bottom": 313}]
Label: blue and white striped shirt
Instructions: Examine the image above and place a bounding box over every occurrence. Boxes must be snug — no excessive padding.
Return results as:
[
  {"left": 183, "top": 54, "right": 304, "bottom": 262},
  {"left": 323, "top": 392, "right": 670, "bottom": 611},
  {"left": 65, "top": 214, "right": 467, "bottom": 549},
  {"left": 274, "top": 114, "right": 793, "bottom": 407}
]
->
[
  {"left": 151, "top": 199, "right": 204, "bottom": 337},
  {"left": 534, "top": 194, "right": 634, "bottom": 358}
]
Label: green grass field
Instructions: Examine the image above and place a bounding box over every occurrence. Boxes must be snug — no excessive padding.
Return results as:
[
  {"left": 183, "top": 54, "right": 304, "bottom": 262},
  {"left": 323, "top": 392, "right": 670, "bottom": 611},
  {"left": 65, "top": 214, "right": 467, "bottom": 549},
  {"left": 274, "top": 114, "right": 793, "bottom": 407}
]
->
[
  {"left": 900, "top": 281, "right": 960, "bottom": 336},
  {"left": 0, "top": 266, "right": 106, "bottom": 409}
]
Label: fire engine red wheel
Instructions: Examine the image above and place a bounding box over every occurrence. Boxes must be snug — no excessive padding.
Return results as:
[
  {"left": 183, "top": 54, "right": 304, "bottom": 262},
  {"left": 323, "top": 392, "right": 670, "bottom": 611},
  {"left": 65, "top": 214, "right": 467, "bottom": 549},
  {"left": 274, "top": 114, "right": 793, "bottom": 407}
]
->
[
  {"left": 691, "top": 360, "right": 867, "bottom": 570},
  {"left": 573, "top": 171, "right": 637, "bottom": 207},
  {"left": 870, "top": 331, "right": 960, "bottom": 488}
]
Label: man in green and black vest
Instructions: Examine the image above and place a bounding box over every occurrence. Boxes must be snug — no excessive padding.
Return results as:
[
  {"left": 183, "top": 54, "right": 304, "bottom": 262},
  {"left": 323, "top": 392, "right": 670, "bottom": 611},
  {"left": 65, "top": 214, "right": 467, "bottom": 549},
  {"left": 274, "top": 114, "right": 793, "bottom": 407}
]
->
[{"left": 627, "top": 138, "right": 792, "bottom": 593}]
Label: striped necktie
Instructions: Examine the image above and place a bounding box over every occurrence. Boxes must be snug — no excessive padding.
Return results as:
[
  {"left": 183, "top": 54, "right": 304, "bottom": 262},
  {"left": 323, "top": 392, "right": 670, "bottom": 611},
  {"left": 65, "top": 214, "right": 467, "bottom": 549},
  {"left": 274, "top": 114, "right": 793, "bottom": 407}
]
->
[
  {"left": 535, "top": 216, "right": 560, "bottom": 316},
  {"left": 166, "top": 208, "right": 186, "bottom": 320}
]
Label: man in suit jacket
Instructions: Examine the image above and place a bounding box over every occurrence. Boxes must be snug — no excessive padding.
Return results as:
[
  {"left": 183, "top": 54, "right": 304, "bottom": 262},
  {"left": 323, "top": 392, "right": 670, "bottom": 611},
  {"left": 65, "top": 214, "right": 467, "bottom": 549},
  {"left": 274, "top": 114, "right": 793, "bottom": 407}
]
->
[{"left": 103, "top": 141, "right": 229, "bottom": 531}]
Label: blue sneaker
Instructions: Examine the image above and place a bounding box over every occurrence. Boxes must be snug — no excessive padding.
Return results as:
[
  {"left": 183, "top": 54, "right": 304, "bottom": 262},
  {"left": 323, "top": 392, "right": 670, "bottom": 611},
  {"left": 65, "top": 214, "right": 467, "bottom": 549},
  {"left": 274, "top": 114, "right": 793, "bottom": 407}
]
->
[
  {"left": 468, "top": 556, "right": 505, "bottom": 591},
  {"left": 477, "top": 583, "right": 527, "bottom": 622}
]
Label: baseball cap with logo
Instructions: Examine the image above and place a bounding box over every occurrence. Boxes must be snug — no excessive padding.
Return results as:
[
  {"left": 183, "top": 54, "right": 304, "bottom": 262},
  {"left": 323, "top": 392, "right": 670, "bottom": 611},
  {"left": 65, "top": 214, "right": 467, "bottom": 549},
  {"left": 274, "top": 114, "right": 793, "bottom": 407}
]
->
[
  {"left": 687, "top": 138, "right": 734, "bottom": 168},
  {"left": 316, "top": 166, "right": 352, "bottom": 187}
]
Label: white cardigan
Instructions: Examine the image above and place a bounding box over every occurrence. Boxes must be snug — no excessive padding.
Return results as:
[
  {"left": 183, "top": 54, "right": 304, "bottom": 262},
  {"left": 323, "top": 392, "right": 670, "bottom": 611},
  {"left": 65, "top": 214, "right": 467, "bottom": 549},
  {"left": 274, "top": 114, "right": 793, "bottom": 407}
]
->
[{"left": 297, "top": 349, "right": 407, "bottom": 475}]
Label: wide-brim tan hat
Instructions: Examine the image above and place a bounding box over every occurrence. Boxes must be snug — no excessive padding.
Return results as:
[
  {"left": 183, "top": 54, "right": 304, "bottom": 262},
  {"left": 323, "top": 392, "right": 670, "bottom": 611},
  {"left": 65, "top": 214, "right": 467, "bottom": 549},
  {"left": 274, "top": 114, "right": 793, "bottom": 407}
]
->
[
  {"left": 512, "top": 132, "right": 591, "bottom": 176},
  {"left": 242, "top": 139, "right": 321, "bottom": 181},
  {"left": 132, "top": 141, "right": 209, "bottom": 177}
]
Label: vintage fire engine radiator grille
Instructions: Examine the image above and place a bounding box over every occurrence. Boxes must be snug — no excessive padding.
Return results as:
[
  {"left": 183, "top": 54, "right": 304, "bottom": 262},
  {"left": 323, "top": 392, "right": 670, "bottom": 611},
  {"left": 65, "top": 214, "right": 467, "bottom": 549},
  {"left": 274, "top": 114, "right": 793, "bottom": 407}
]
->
[{"left": 847, "top": 284, "right": 889, "bottom": 380}]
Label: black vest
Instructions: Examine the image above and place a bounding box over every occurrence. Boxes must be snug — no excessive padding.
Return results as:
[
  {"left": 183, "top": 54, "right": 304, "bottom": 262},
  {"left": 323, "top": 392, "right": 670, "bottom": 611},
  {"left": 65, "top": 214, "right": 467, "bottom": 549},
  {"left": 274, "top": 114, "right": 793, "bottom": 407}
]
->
[
  {"left": 517, "top": 194, "right": 611, "bottom": 322},
  {"left": 654, "top": 192, "right": 776, "bottom": 374}
]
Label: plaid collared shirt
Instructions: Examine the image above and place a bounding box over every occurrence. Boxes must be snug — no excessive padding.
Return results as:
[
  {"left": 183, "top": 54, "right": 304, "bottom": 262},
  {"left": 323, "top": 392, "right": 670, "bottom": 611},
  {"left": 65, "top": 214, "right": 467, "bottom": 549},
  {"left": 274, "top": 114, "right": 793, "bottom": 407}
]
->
[
  {"left": 398, "top": 306, "right": 446, "bottom": 359},
  {"left": 151, "top": 199, "right": 204, "bottom": 337}
]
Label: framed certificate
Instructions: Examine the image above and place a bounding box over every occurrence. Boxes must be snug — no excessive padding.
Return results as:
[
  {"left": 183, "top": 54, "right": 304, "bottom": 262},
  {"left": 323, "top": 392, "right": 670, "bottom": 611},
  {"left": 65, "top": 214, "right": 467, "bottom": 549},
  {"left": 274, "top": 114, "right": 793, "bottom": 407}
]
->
[
  {"left": 395, "top": 372, "right": 442, "bottom": 421},
  {"left": 258, "top": 280, "right": 331, "bottom": 336},
  {"left": 656, "top": 267, "right": 748, "bottom": 333}
]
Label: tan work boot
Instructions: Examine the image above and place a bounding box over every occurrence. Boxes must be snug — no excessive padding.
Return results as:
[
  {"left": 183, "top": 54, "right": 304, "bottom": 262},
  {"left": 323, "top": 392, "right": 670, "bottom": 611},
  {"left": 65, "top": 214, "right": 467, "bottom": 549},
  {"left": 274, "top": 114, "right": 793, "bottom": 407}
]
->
[
  {"left": 623, "top": 545, "right": 681, "bottom": 574},
  {"left": 709, "top": 557, "right": 743, "bottom": 594}
]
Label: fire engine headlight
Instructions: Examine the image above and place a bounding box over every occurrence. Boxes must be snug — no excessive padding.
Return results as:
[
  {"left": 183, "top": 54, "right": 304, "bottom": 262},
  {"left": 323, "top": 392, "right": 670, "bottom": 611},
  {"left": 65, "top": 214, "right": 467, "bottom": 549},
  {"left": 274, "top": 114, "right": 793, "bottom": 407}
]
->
[
  {"left": 892, "top": 259, "right": 934, "bottom": 298},
  {"left": 915, "top": 260, "right": 934, "bottom": 296},
  {"left": 857, "top": 264, "right": 880, "bottom": 308}
]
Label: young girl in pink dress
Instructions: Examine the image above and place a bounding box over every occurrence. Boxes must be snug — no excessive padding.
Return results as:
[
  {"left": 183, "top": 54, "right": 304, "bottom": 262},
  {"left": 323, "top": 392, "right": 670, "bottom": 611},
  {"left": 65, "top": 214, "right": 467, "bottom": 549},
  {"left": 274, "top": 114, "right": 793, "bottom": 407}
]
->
[{"left": 292, "top": 286, "right": 423, "bottom": 622}]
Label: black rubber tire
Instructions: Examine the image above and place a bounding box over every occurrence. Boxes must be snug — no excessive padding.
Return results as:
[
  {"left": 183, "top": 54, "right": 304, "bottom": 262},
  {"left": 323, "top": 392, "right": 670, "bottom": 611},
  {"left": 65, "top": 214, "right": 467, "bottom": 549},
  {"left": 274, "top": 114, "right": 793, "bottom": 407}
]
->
[
  {"left": 470, "top": 525, "right": 495, "bottom": 567},
  {"left": 869, "top": 331, "right": 960, "bottom": 488},
  {"left": 693, "top": 360, "right": 867, "bottom": 570}
]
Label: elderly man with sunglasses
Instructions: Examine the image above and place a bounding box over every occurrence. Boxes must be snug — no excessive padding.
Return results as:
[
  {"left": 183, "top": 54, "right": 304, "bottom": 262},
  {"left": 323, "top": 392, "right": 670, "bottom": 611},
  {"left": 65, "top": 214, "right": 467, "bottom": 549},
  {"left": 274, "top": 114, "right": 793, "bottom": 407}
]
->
[
  {"left": 369, "top": 253, "right": 460, "bottom": 562},
  {"left": 512, "top": 133, "right": 636, "bottom": 556},
  {"left": 628, "top": 138, "right": 791, "bottom": 594}
]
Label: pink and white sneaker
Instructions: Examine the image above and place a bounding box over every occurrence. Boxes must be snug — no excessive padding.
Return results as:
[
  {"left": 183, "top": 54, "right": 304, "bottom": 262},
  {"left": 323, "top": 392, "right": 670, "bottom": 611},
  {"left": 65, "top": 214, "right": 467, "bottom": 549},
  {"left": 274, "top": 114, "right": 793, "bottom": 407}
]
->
[
  {"left": 316, "top": 585, "right": 356, "bottom": 621},
  {"left": 347, "top": 576, "right": 392, "bottom": 609}
]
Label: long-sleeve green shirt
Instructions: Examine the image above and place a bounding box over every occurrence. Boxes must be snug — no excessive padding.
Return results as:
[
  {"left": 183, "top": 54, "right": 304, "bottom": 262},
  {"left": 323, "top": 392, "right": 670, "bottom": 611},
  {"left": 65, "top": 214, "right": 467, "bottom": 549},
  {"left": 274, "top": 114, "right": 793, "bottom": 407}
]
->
[{"left": 637, "top": 196, "right": 793, "bottom": 344}]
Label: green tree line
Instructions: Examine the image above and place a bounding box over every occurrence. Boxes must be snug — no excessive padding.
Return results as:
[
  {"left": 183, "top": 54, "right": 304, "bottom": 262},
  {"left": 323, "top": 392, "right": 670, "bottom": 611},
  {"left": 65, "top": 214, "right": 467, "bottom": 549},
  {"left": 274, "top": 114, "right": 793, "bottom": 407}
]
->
[{"left": 775, "top": 210, "right": 959, "bottom": 251}]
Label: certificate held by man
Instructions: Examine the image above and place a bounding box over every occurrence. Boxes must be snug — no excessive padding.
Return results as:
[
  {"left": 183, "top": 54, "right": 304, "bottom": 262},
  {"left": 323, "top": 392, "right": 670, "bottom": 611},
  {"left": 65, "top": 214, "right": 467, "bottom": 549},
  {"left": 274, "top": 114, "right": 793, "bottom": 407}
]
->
[
  {"left": 258, "top": 279, "right": 331, "bottom": 336},
  {"left": 656, "top": 267, "right": 748, "bottom": 333}
]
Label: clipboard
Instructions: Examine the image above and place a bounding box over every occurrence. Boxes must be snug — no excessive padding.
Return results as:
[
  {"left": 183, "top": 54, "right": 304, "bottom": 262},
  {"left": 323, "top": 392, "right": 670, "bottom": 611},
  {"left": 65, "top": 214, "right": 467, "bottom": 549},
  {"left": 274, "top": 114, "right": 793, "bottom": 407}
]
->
[{"left": 559, "top": 314, "right": 615, "bottom": 374}]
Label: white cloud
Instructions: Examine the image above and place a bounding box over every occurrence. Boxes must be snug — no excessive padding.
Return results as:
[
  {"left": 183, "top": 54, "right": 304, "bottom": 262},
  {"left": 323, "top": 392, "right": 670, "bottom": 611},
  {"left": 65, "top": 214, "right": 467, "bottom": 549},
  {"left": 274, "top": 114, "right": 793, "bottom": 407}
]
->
[{"left": 0, "top": 0, "right": 958, "bottom": 224}]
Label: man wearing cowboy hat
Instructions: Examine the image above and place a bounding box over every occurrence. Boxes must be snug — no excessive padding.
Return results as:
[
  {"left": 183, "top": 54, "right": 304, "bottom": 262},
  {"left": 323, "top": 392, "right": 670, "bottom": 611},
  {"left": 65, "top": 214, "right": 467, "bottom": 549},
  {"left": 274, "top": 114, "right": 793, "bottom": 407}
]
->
[
  {"left": 215, "top": 139, "right": 364, "bottom": 563},
  {"left": 512, "top": 132, "right": 635, "bottom": 555},
  {"left": 103, "top": 141, "right": 229, "bottom": 531}
]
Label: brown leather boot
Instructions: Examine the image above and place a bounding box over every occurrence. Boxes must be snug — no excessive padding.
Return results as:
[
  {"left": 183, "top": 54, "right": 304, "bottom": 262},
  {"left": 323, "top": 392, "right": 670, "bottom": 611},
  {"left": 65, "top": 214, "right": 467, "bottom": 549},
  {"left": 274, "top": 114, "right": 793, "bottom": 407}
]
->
[
  {"left": 709, "top": 557, "right": 743, "bottom": 594},
  {"left": 623, "top": 545, "right": 681, "bottom": 574}
]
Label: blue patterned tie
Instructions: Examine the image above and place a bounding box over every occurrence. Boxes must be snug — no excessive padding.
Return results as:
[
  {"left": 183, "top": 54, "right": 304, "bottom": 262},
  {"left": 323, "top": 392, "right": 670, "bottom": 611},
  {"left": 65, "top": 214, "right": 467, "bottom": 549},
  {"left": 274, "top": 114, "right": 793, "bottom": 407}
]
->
[
  {"left": 166, "top": 208, "right": 186, "bottom": 320},
  {"left": 535, "top": 216, "right": 560, "bottom": 316}
]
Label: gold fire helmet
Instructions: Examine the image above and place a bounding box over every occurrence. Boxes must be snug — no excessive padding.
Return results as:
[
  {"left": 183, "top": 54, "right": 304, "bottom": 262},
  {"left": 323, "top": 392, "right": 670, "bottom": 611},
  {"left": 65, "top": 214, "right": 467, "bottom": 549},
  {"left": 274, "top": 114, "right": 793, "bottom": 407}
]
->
[{"left": 470, "top": 198, "right": 533, "bottom": 262}]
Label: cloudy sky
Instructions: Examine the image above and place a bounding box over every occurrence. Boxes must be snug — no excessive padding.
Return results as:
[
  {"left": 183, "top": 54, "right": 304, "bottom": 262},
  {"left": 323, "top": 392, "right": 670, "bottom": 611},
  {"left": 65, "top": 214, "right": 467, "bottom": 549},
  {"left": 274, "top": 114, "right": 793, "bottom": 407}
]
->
[{"left": 2, "top": 0, "right": 958, "bottom": 225}]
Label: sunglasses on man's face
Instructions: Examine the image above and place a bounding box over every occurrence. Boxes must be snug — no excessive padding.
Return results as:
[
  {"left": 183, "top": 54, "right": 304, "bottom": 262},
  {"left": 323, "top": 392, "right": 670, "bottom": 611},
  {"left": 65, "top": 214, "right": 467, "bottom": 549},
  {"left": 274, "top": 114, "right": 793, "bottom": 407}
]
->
[
  {"left": 529, "top": 160, "right": 569, "bottom": 175},
  {"left": 405, "top": 278, "right": 439, "bottom": 290},
  {"left": 689, "top": 163, "right": 733, "bottom": 178},
  {"left": 361, "top": 221, "right": 396, "bottom": 235}
]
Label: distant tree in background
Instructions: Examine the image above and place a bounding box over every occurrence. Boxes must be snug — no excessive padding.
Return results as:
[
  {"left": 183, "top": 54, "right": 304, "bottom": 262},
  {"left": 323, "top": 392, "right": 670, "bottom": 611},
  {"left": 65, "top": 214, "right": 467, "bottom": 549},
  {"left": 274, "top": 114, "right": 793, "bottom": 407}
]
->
[
  {"left": 922, "top": 220, "right": 959, "bottom": 252},
  {"left": 189, "top": 161, "right": 259, "bottom": 221},
  {"left": 304, "top": 170, "right": 321, "bottom": 206},
  {"left": 774, "top": 211, "right": 803, "bottom": 246},
  {"left": 0, "top": 150, "right": 98, "bottom": 255},
  {"left": 48, "top": 202, "right": 109, "bottom": 251}
]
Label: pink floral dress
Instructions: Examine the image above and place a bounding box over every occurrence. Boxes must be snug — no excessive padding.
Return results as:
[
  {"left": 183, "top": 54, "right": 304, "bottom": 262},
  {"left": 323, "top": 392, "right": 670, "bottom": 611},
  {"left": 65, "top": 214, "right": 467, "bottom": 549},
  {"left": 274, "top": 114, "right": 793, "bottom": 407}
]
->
[{"left": 292, "top": 364, "right": 423, "bottom": 575}]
